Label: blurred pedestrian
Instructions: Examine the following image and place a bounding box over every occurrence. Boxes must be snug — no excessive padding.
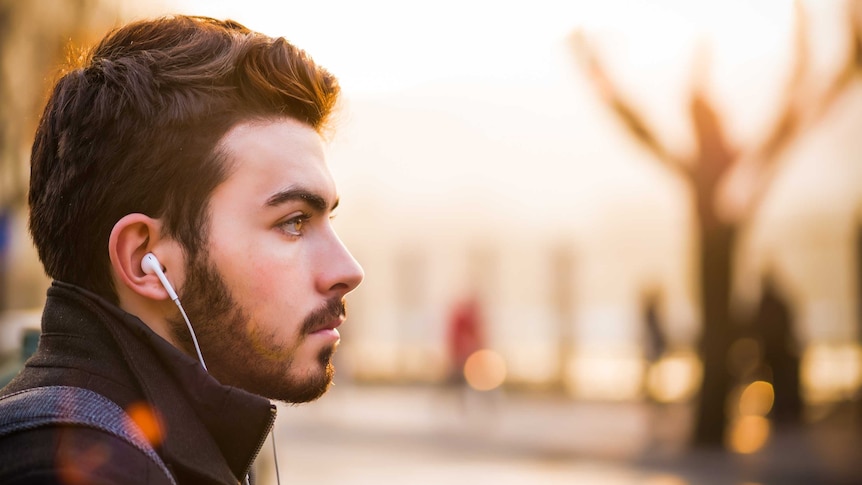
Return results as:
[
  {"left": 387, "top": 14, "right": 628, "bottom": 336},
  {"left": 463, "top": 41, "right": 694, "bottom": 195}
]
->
[
  {"left": 756, "top": 275, "right": 801, "bottom": 425},
  {"left": 447, "top": 296, "right": 486, "bottom": 387}
]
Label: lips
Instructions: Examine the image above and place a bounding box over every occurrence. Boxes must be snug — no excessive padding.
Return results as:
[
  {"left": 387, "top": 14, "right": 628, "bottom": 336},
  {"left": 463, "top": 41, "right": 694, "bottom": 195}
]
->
[
  {"left": 310, "top": 316, "right": 344, "bottom": 335},
  {"left": 302, "top": 298, "right": 347, "bottom": 336}
]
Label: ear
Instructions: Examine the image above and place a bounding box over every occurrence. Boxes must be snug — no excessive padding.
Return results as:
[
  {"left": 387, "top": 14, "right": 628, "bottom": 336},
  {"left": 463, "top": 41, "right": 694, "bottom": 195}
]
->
[{"left": 109, "top": 214, "right": 181, "bottom": 301}]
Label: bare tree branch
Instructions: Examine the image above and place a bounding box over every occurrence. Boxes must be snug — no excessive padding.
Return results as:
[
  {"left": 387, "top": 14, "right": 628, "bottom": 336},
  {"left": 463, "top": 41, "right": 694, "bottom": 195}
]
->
[
  {"left": 714, "top": 0, "right": 810, "bottom": 225},
  {"left": 687, "top": 38, "right": 736, "bottom": 200},
  {"left": 813, "top": 0, "right": 862, "bottom": 120},
  {"left": 569, "top": 30, "right": 692, "bottom": 180},
  {"left": 737, "top": 0, "right": 860, "bottom": 222},
  {"left": 753, "top": 0, "right": 809, "bottom": 166}
]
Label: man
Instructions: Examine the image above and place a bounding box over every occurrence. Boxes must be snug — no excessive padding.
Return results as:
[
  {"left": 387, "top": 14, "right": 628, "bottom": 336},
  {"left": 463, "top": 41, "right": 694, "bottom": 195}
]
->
[{"left": 0, "top": 15, "right": 364, "bottom": 484}]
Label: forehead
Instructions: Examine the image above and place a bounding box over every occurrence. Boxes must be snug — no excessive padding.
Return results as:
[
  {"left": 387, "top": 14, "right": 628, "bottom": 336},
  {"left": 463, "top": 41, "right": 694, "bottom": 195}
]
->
[{"left": 213, "top": 118, "right": 334, "bottom": 205}]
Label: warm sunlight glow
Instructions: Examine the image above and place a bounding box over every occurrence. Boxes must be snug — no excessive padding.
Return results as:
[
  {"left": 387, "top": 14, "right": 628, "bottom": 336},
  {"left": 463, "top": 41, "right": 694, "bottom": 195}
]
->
[
  {"left": 169, "top": 0, "right": 791, "bottom": 100},
  {"left": 170, "top": 0, "right": 591, "bottom": 93},
  {"left": 646, "top": 349, "right": 702, "bottom": 403},
  {"left": 566, "top": 347, "right": 644, "bottom": 401},
  {"left": 728, "top": 415, "right": 771, "bottom": 454},
  {"left": 801, "top": 342, "right": 862, "bottom": 403},
  {"left": 738, "top": 380, "right": 775, "bottom": 417},
  {"left": 464, "top": 349, "right": 508, "bottom": 391},
  {"left": 2, "top": 8, "right": 859, "bottom": 485}
]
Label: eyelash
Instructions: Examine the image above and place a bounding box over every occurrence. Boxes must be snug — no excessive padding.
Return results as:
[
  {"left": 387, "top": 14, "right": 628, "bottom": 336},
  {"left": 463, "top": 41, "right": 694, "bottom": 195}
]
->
[{"left": 278, "top": 213, "right": 310, "bottom": 237}]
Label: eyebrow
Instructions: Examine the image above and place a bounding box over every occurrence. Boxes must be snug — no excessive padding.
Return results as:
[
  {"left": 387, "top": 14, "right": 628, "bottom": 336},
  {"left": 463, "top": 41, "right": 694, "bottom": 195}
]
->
[{"left": 265, "top": 187, "right": 339, "bottom": 213}]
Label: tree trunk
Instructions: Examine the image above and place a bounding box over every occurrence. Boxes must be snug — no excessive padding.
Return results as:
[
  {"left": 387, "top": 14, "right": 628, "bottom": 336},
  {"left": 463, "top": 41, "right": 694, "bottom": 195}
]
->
[{"left": 693, "top": 219, "right": 737, "bottom": 446}]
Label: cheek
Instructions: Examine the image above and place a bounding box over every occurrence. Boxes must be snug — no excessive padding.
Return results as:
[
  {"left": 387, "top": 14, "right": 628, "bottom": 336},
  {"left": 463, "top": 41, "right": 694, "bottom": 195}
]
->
[
  {"left": 208, "top": 221, "right": 311, "bottom": 311},
  {"left": 222, "top": 244, "right": 306, "bottom": 310},
  {"left": 227, "top": 254, "right": 281, "bottom": 304}
]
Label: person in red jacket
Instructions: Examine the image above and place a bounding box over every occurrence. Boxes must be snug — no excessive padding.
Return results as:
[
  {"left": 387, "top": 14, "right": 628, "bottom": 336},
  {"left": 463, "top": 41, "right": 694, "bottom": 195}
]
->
[{"left": 447, "top": 296, "right": 486, "bottom": 386}]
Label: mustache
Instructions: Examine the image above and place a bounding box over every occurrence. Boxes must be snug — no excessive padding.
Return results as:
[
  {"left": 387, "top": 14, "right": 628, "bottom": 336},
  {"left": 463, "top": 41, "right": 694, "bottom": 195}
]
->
[{"left": 301, "top": 297, "right": 347, "bottom": 335}]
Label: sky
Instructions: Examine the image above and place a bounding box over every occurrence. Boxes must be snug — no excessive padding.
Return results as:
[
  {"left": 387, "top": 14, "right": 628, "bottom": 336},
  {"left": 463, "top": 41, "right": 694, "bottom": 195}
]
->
[
  {"left": 160, "top": 0, "right": 801, "bottom": 96},
  {"left": 168, "top": 0, "right": 593, "bottom": 93}
]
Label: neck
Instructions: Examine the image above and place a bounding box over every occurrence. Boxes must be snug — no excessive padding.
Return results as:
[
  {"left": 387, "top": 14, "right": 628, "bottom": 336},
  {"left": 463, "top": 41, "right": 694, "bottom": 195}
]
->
[{"left": 117, "top": 289, "right": 181, "bottom": 349}]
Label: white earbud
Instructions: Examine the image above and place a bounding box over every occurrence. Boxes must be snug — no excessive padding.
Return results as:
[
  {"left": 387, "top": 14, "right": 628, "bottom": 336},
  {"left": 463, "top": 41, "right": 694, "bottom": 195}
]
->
[
  {"left": 141, "top": 252, "right": 208, "bottom": 372},
  {"left": 141, "top": 252, "right": 179, "bottom": 301}
]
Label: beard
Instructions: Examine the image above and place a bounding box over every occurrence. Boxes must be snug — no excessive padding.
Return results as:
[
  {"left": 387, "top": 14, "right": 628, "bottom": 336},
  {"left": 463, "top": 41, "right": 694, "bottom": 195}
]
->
[{"left": 166, "top": 250, "right": 345, "bottom": 403}]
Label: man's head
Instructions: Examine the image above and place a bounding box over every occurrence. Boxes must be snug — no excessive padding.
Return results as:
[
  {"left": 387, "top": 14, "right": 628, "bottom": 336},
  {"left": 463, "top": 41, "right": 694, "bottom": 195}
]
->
[{"left": 28, "top": 16, "right": 364, "bottom": 402}]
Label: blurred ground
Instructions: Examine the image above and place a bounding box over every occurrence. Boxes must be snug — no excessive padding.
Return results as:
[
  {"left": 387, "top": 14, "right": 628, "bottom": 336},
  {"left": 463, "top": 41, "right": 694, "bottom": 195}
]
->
[{"left": 259, "top": 383, "right": 862, "bottom": 485}]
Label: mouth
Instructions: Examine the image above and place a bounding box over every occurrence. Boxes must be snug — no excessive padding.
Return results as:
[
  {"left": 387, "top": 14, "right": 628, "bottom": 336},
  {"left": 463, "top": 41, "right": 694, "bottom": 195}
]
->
[
  {"left": 310, "top": 316, "right": 344, "bottom": 335},
  {"left": 303, "top": 298, "right": 347, "bottom": 336}
]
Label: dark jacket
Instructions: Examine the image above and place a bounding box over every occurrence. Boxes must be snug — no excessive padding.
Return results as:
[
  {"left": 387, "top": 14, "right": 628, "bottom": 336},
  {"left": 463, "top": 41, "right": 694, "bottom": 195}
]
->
[{"left": 0, "top": 282, "right": 275, "bottom": 484}]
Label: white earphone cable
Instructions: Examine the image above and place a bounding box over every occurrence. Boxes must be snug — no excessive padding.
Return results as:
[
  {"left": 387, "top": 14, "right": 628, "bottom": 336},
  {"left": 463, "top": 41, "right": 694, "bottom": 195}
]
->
[
  {"left": 158, "top": 264, "right": 278, "bottom": 485},
  {"left": 172, "top": 298, "right": 208, "bottom": 372},
  {"left": 271, "top": 427, "right": 282, "bottom": 485}
]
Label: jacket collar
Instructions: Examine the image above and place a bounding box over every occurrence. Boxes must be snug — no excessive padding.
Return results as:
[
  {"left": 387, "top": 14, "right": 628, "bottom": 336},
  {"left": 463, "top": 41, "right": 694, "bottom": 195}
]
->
[{"left": 47, "top": 282, "right": 275, "bottom": 483}]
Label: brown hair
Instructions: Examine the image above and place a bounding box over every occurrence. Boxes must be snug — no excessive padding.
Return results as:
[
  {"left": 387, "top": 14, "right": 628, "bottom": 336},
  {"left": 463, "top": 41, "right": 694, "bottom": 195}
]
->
[{"left": 28, "top": 15, "right": 340, "bottom": 302}]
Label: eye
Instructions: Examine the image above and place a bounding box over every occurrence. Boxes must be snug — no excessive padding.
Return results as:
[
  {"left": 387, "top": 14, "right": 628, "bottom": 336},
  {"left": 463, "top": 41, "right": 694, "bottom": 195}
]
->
[{"left": 278, "top": 214, "right": 309, "bottom": 236}]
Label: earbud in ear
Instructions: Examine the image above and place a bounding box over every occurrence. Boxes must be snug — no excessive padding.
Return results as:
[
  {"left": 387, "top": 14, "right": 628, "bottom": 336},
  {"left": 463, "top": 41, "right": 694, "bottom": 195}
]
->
[
  {"left": 141, "top": 252, "right": 179, "bottom": 301},
  {"left": 141, "top": 253, "right": 161, "bottom": 276},
  {"left": 142, "top": 252, "right": 207, "bottom": 370}
]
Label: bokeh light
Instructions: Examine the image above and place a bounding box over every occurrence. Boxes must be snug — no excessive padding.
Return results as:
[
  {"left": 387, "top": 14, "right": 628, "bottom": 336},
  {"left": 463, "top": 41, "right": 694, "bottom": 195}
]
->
[
  {"left": 566, "top": 346, "right": 645, "bottom": 401},
  {"left": 125, "top": 401, "right": 165, "bottom": 447},
  {"left": 646, "top": 349, "right": 702, "bottom": 403},
  {"left": 801, "top": 342, "right": 862, "bottom": 403},
  {"left": 464, "top": 349, "right": 507, "bottom": 391},
  {"left": 728, "top": 415, "right": 771, "bottom": 454},
  {"left": 738, "top": 380, "right": 775, "bottom": 417}
]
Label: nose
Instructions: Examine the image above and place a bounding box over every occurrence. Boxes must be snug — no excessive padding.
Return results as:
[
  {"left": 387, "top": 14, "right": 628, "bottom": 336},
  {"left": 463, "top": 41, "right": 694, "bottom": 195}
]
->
[{"left": 317, "top": 230, "right": 364, "bottom": 296}]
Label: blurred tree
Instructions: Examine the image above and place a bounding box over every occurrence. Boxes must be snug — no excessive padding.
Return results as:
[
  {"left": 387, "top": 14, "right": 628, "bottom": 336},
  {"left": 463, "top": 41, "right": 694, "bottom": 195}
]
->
[
  {"left": 0, "top": 0, "right": 121, "bottom": 209},
  {"left": 571, "top": 1, "right": 861, "bottom": 447},
  {"left": 0, "top": 0, "right": 120, "bottom": 311}
]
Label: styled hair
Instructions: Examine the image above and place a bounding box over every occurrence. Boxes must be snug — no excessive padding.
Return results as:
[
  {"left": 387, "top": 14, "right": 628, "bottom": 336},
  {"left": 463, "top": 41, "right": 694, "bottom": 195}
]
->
[{"left": 28, "top": 15, "right": 340, "bottom": 303}]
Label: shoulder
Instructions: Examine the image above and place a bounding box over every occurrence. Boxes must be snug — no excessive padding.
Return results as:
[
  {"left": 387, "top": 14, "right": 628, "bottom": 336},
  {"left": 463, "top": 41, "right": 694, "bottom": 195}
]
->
[
  {"left": 0, "top": 386, "right": 174, "bottom": 484},
  {"left": 0, "top": 425, "right": 173, "bottom": 484}
]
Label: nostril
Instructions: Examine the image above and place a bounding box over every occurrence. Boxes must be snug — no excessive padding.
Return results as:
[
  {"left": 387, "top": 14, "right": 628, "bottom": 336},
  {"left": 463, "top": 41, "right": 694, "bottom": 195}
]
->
[{"left": 329, "top": 282, "right": 350, "bottom": 292}]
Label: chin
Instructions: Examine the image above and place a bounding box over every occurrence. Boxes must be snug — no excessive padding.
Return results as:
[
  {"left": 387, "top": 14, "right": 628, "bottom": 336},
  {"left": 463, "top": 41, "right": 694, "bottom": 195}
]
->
[
  {"left": 279, "top": 365, "right": 334, "bottom": 403},
  {"left": 275, "top": 347, "right": 337, "bottom": 404}
]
